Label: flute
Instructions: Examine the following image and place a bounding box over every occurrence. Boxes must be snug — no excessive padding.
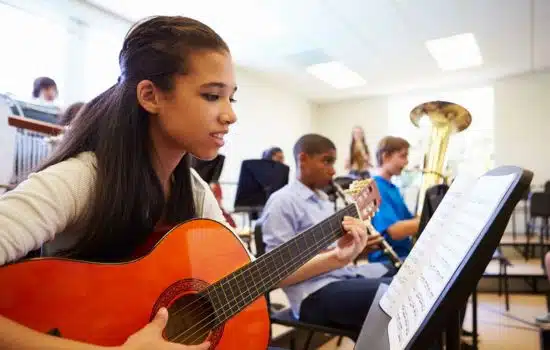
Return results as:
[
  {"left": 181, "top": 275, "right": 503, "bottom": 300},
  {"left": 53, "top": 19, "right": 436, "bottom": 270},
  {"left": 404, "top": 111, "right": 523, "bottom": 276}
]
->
[{"left": 332, "top": 180, "right": 402, "bottom": 270}]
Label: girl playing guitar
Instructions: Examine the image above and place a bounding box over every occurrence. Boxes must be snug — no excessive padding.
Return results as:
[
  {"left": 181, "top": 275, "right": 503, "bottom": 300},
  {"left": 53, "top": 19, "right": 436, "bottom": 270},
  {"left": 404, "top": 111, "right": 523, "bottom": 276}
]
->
[{"left": 0, "top": 16, "right": 372, "bottom": 350}]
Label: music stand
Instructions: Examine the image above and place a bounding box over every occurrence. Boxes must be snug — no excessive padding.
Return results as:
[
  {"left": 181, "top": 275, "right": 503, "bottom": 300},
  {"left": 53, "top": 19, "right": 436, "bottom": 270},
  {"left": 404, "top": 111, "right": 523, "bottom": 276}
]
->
[
  {"left": 190, "top": 154, "right": 225, "bottom": 184},
  {"left": 233, "top": 159, "right": 289, "bottom": 220},
  {"left": 355, "top": 165, "right": 533, "bottom": 350},
  {"left": 324, "top": 176, "right": 355, "bottom": 211},
  {"left": 417, "top": 184, "right": 449, "bottom": 236}
]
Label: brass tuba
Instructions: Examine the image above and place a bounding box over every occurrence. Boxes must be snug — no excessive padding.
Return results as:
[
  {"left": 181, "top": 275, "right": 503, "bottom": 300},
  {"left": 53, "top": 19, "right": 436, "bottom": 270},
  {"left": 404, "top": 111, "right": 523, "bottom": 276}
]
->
[{"left": 410, "top": 101, "right": 472, "bottom": 216}]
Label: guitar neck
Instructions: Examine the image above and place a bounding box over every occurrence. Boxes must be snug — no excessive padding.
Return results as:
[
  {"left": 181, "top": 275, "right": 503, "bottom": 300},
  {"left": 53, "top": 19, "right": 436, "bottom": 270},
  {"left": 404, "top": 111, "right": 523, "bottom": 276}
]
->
[{"left": 205, "top": 203, "right": 359, "bottom": 324}]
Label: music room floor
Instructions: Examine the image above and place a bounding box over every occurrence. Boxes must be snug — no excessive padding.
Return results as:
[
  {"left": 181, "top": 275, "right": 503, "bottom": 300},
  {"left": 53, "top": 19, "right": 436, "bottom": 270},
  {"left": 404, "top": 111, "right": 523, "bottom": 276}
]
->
[{"left": 270, "top": 289, "right": 545, "bottom": 350}]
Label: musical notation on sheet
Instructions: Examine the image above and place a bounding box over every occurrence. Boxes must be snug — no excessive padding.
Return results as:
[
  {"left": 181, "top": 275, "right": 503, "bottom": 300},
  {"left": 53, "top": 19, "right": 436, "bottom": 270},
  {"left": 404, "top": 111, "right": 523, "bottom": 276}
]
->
[
  {"left": 379, "top": 175, "right": 475, "bottom": 317},
  {"left": 384, "top": 173, "right": 516, "bottom": 350}
]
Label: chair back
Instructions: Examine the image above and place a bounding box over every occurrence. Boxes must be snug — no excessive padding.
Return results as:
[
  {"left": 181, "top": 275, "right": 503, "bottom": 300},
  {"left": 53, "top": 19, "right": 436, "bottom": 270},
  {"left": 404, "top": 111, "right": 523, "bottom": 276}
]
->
[
  {"left": 529, "top": 192, "right": 550, "bottom": 217},
  {"left": 522, "top": 187, "right": 530, "bottom": 200},
  {"left": 418, "top": 183, "right": 449, "bottom": 235},
  {"left": 545, "top": 181, "right": 550, "bottom": 193},
  {"left": 254, "top": 223, "right": 266, "bottom": 257}
]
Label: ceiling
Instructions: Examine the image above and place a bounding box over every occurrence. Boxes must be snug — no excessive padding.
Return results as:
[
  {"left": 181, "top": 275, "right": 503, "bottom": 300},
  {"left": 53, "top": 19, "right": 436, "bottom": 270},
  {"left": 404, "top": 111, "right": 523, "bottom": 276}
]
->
[{"left": 86, "top": 0, "right": 550, "bottom": 103}]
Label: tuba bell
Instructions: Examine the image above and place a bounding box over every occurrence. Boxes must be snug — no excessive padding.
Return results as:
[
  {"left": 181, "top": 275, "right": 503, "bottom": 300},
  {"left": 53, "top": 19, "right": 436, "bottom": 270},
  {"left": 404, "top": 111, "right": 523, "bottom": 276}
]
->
[{"left": 410, "top": 101, "right": 472, "bottom": 217}]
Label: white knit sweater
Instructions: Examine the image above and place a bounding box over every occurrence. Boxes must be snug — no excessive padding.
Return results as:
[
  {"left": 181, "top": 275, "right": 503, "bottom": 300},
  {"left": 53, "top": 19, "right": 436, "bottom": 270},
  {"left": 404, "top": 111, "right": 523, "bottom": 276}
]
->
[{"left": 0, "top": 152, "right": 244, "bottom": 265}]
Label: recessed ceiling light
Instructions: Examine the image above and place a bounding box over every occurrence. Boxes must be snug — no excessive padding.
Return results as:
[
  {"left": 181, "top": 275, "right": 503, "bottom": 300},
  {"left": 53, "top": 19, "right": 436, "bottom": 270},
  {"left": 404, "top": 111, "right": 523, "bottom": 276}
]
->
[
  {"left": 425, "top": 33, "right": 483, "bottom": 71},
  {"left": 306, "top": 61, "right": 366, "bottom": 89}
]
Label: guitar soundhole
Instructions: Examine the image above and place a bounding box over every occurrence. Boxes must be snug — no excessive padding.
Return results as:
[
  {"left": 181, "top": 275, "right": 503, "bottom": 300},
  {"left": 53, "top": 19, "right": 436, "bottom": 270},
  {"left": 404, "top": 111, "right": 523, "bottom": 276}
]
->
[
  {"left": 165, "top": 293, "right": 215, "bottom": 345},
  {"left": 153, "top": 278, "right": 224, "bottom": 347}
]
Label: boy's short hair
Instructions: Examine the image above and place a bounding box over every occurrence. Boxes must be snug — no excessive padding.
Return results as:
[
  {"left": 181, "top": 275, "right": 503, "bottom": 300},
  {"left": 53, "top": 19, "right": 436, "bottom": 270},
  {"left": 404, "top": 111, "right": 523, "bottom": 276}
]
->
[
  {"left": 293, "top": 134, "right": 336, "bottom": 162},
  {"left": 376, "top": 136, "right": 410, "bottom": 166}
]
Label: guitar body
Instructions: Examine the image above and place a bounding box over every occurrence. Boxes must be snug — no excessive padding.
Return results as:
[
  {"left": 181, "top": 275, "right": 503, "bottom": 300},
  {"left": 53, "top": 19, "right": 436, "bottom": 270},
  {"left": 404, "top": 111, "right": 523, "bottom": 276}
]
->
[{"left": 0, "top": 219, "right": 269, "bottom": 349}]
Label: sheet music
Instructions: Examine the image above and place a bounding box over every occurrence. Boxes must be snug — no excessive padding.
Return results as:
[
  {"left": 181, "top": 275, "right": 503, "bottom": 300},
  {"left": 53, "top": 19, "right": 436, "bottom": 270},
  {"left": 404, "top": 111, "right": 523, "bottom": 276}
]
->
[
  {"left": 384, "top": 173, "right": 516, "bottom": 350},
  {"left": 379, "top": 174, "right": 476, "bottom": 317}
]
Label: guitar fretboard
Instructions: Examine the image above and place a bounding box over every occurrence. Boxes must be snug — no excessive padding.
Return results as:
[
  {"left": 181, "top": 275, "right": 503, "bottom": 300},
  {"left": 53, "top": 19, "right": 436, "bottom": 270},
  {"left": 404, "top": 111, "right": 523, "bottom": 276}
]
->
[{"left": 205, "top": 203, "right": 359, "bottom": 325}]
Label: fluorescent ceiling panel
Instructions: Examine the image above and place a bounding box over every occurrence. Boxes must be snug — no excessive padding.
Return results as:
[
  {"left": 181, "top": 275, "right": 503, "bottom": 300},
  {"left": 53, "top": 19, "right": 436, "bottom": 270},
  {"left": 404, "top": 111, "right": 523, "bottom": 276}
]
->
[
  {"left": 425, "top": 33, "right": 483, "bottom": 71},
  {"left": 306, "top": 61, "right": 366, "bottom": 89}
]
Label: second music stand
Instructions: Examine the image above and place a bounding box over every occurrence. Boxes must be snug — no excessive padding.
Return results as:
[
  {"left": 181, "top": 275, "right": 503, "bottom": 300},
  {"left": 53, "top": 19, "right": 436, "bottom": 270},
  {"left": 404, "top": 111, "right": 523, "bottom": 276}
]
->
[
  {"left": 190, "top": 154, "right": 225, "bottom": 184},
  {"left": 233, "top": 159, "right": 289, "bottom": 221}
]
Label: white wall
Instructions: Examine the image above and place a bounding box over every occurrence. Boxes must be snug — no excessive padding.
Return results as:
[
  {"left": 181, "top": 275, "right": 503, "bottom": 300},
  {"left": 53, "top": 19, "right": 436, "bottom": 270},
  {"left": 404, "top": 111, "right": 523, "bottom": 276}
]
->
[
  {"left": 220, "top": 68, "right": 313, "bottom": 210},
  {"left": 312, "top": 97, "right": 389, "bottom": 175},
  {"left": 313, "top": 71, "right": 550, "bottom": 234},
  {"left": 494, "top": 71, "right": 550, "bottom": 186},
  {"left": 0, "top": 0, "right": 314, "bottom": 204},
  {"left": 0, "top": 0, "right": 130, "bottom": 104},
  {"left": 314, "top": 70, "right": 550, "bottom": 187}
]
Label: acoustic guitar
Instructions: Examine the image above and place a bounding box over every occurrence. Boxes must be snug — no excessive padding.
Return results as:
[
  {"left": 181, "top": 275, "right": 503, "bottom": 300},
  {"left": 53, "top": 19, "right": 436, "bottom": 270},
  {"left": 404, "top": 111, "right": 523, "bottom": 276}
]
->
[{"left": 0, "top": 179, "right": 381, "bottom": 349}]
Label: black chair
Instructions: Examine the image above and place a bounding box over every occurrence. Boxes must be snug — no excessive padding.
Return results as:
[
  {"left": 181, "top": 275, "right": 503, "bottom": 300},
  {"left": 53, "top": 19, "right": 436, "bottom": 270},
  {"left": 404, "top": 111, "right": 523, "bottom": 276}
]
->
[
  {"left": 189, "top": 154, "right": 225, "bottom": 184},
  {"left": 511, "top": 187, "right": 530, "bottom": 242},
  {"left": 418, "top": 183, "right": 449, "bottom": 237},
  {"left": 492, "top": 247, "right": 512, "bottom": 311},
  {"left": 525, "top": 192, "right": 550, "bottom": 265},
  {"left": 254, "top": 224, "right": 355, "bottom": 350}
]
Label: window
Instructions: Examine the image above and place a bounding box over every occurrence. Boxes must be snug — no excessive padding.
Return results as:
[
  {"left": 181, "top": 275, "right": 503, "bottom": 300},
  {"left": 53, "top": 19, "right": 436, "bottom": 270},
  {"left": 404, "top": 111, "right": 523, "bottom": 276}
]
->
[{"left": 0, "top": 3, "right": 68, "bottom": 104}]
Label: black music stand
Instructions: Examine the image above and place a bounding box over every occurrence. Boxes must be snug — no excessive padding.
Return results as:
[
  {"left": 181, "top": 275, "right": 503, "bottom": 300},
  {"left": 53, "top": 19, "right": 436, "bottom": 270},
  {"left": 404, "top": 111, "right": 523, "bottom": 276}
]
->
[
  {"left": 233, "top": 159, "right": 289, "bottom": 221},
  {"left": 355, "top": 166, "right": 533, "bottom": 350},
  {"left": 324, "top": 176, "right": 355, "bottom": 211},
  {"left": 190, "top": 154, "right": 225, "bottom": 184},
  {"left": 418, "top": 184, "right": 450, "bottom": 236}
]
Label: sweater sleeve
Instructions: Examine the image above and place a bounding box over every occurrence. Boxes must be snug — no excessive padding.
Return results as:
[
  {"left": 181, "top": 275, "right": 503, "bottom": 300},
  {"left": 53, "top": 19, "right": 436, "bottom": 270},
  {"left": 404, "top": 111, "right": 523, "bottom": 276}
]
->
[{"left": 0, "top": 153, "right": 96, "bottom": 265}]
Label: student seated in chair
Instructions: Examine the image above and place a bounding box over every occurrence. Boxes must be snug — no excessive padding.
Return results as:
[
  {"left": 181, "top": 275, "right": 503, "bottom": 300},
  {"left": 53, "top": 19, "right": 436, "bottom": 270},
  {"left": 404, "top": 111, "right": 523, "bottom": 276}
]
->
[
  {"left": 368, "top": 136, "right": 420, "bottom": 263},
  {"left": 258, "top": 133, "right": 394, "bottom": 337},
  {"left": 262, "top": 146, "right": 285, "bottom": 164}
]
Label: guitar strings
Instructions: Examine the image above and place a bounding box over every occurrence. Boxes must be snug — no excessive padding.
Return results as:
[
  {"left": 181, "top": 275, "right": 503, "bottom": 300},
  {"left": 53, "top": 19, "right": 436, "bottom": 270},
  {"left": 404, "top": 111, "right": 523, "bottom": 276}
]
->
[
  {"left": 174, "top": 230, "right": 340, "bottom": 344},
  {"left": 168, "top": 205, "right": 359, "bottom": 344},
  {"left": 166, "top": 204, "right": 358, "bottom": 324},
  {"left": 166, "top": 204, "right": 357, "bottom": 330},
  {"left": 171, "top": 224, "right": 347, "bottom": 344},
  {"left": 168, "top": 216, "right": 345, "bottom": 342}
]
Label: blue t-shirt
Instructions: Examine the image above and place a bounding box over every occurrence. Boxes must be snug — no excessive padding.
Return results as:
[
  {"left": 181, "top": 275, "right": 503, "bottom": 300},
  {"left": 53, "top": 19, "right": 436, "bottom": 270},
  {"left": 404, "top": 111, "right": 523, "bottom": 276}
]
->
[{"left": 368, "top": 175, "right": 414, "bottom": 262}]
